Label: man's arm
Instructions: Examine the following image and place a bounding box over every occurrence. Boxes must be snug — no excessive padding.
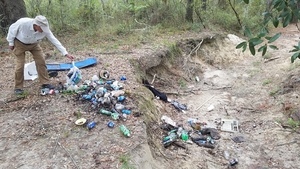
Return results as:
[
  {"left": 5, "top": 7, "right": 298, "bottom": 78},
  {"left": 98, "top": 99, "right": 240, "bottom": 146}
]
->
[
  {"left": 46, "top": 31, "right": 68, "bottom": 55},
  {"left": 6, "top": 22, "right": 19, "bottom": 49},
  {"left": 46, "top": 32, "right": 74, "bottom": 60}
]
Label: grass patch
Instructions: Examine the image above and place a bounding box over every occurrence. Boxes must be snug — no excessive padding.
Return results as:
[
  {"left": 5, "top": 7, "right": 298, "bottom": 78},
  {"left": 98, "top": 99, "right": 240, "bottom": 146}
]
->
[
  {"left": 269, "top": 87, "right": 280, "bottom": 96},
  {"left": 119, "top": 154, "right": 135, "bottom": 169},
  {"left": 287, "top": 118, "right": 300, "bottom": 129},
  {"left": 262, "top": 79, "right": 272, "bottom": 86}
]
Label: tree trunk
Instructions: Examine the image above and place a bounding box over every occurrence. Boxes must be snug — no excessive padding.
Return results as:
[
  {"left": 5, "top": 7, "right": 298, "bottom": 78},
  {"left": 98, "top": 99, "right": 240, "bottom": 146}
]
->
[
  {"left": 202, "top": 0, "right": 207, "bottom": 10},
  {"left": 186, "top": 0, "right": 194, "bottom": 23},
  {"left": 0, "top": 0, "right": 27, "bottom": 34}
]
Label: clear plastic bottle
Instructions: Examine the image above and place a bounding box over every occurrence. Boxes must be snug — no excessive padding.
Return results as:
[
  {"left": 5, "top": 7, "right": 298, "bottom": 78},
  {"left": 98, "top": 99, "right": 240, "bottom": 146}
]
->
[{"left": 120, "top": 124, "right": 130, "bottom": 137}]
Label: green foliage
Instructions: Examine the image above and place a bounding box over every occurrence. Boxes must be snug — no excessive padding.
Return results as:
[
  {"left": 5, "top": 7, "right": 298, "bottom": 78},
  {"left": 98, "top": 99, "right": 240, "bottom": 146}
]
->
[
  {"left": 238, "top": 0, "right": 300, "bottom": 62},
  {"left": 119, "top": 154, "right": 135, "bottom": 169},
  {"left": 287, "top": 118, "right": 300, "bottom": 129}
]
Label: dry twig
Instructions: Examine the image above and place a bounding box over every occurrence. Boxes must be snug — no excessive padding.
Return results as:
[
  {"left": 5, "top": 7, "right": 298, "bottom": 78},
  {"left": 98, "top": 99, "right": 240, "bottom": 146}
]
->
[{"left": 195, "top": 95, "right": 215, "bottom": 111}]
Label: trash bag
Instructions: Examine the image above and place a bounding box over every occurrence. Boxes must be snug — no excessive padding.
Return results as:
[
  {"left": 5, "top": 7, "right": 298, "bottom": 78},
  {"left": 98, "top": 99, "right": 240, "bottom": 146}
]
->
[{"left": 66, "top": 61, "right": 82, "bottom": 86}]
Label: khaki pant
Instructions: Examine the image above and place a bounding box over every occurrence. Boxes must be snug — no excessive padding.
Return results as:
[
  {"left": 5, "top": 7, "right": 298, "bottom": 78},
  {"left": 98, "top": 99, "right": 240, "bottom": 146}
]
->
[{"left": 13, "top": 39, "right": 49, "bottom": 89}]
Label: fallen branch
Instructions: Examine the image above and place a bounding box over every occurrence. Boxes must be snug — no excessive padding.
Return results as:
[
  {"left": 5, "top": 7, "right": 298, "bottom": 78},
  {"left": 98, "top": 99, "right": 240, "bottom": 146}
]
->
[
  {"left": 195, "top": 95, "right": 216, "bottom": 111},
  {"left": 58, "top": 141, "right": 80, "bottom": 169},
  {"left": 150, "top": 74, "right": 157, "bottom": 85},
  {"left": 264, "top": 56, "right": 280, "bottom": 63},
  {"left": 276, "top": 140, "right": 297, "bottom": 146}
]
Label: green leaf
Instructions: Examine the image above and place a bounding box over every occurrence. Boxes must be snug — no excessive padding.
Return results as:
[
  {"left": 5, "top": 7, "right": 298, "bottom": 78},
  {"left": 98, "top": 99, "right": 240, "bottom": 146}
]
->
[
  {"left": 273, "top": 0, "right": 282, "bottom": 8},
  {"left": 249, "top": 43, "right": 256, "bottom": 55},
  {"left": 269, "top": 45, "right": 279, "bottom": 50},
  {"left": 258, "top": 45, "right": 265, "bottom": 52},
  {"left": 236, "top": 41, "right": 247, "bottom": 49},
  {"left": 265, "top": 36, "right": 272, "bottom": 40},
  {"left": 249, "top": 38, "right": 263, "bottom": 46},
  {"left": 291, "top": 52, "right": 300, "bottom": 63},
  {"left": 290, "top": 49, "right": 299, "bottom": 52},
  {"left": 243, "top": 0, "right": 249, "bottom": 4},
  {"left": 283, "top": 13, "right": 292, "bottom": 27},
  {"left": 258, "top": 45, "right": 268, "bottom": 56},
  {"left": 262, "top": 46, "right": 267, "bottom": 56},
  {"left": 242, "top": 43, "right": 247, "bottom": 52},
  {"left": 258, "top": 27, "right": 269, "bottom": 38},
  {"left": 244, "top": 27, "right": 252, "bottom": 37},
  {"left": 268, "top": 33, "right": 281, "bottom": 43},
  {"left": 273, "top": 18, "right": 279, "bottom": 28}
]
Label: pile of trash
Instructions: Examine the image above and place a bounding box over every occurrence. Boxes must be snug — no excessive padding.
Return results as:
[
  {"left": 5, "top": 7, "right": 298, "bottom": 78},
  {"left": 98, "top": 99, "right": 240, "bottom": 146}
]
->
[
  {"left": 160, "top": 115, "right": 221, "bottom": 149},
  {"left": 45, "top": 67, "right": 134, "bottom": 137}
]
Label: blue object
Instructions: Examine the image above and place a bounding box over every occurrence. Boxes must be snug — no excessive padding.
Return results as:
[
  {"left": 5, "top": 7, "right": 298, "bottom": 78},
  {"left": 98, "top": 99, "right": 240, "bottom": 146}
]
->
[
  {"left": 46, "top": 57, "right": 97, "bottom": 71},
  {"left": 107, "top": 121, "right": 115, "bottom": 128},
  {"left": 87, "top": 121, "right": 96, "bottom": 130},
  {"left": 117, "top": 96, "right": 126, "bottom": 102},
  {"left": 120, "top": 75, "right": 127, "bottom": 81},
  {"left": 121, "top": 109, "right": 131, "bottom": 115}
]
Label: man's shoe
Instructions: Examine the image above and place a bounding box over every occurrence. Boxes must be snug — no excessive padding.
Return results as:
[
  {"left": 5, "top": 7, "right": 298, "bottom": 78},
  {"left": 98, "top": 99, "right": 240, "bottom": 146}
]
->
[
  {"left": 14, "top": 89, "right": 24, "bottom": 95},
  {"left": 41, "top": 84, "right": 55, "bottom": 89}
]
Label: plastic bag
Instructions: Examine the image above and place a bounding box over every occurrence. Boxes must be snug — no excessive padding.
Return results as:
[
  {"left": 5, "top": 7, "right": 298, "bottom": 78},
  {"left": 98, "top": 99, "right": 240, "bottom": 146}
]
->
[{"left": 66, "top": 61, "right": 82, "bottom": 85}]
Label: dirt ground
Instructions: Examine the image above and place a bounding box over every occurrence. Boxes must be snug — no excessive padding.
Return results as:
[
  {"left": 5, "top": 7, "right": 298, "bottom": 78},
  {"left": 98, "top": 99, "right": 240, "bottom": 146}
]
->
[{"left": 0, "top": 24, "right": 300, "bottom": 169}]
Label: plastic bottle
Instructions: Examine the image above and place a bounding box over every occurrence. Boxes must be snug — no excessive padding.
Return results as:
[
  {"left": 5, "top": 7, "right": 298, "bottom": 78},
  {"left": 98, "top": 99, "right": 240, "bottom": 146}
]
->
[
  {"left": 120, "top": 125, "right": 130, "bottom": 137},
  {"left": 121, "top": 109, "right": 131, "bottom": 115},
  {"left": 162, "top": 131, "right": 177, "bottom": 147},
  {"left": 99, "top": 109, "right": 112, "bottom": 116},
  {"left": 111, "top": 112, "right": 120, "bottom": 120},
  {"left": 115, "top": 103, "right": 125, "bottom": 110},
  {"left": 181, "top": 130, "right": 189, "bottom": 141},
  {"left": 82, "top": 94, "right": 92, "bottom": 100},
  {"left": 117, "top": 95, "right": 126, "bottom": 102}
]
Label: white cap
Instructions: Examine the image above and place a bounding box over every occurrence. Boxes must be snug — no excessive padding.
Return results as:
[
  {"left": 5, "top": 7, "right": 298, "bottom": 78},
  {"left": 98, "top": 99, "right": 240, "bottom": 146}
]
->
[{"left": 33, "top": 15, "right": 50, "bottom": 33}]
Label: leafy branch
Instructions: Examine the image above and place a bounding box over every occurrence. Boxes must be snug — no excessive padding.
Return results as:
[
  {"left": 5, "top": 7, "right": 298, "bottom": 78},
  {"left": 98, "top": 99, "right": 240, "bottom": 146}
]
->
[{"left": 237, "top": 0, "right": 300, "bottom": 62}]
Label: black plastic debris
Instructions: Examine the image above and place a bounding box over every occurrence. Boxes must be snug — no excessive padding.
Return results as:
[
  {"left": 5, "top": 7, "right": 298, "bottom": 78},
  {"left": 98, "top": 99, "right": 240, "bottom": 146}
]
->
[
  {"left": 142, "top": 79, "right": 168, "bottom": 102},
  {"left": 171, "top": 100, "right": 187, "bottom": 111}
]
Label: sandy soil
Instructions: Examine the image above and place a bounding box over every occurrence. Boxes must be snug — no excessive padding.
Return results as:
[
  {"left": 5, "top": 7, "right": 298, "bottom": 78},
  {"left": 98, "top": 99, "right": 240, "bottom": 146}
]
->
[{"left": 0, "top": 24, "right": 300, "bottom": 169}]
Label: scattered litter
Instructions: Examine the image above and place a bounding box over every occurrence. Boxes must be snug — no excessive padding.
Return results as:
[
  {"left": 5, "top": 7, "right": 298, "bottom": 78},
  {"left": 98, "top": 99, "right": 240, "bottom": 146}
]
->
[
  {"left": 188, "top": 118, "right": 207, "bottom": 131},
  {"left": 87, "top": 121, "right": 96, "bottom": 130},
  {"left": 66, "top": 61, "right": 82, "bottom": 86},
  {"left": 200, "top": 128, "right": 221, "bottom": 140},
  {"left": 142, "top": 79, "right": 168, "bottom": 102},
  {"left": 107, "top": 121, "right": 115, "bottom": 128},
  {"left": 120, "top": 124, "right": 130, "bottom": 137},
  {"left": 229, "top": 158, "right": 238, "bottom": 166},
  {"left": 75, "top": 118, "right": 87, "bottom": 126},
  {"left": 231, "top": 136, "right": 245, "bottom": 143},
  {"left": 161, "top": 115, "right": 177, "bottom": 127},
  {"left": 221, "top": 119, "right": 239, "bottom": 132},
  {"left": 171, "top": 100, "right": 187, "bottom": 111},
  {"left": 207, "top": 104, "right": 215, "bottom": 112}
]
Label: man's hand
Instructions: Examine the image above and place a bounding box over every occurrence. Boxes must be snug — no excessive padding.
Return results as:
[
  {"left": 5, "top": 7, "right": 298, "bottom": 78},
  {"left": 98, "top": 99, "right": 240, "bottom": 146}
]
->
[
  {"left": 9, "top": 46, "right": 14, "bottom": 50},
  {"left": 65, "top": 54, "right": 75, "bottom": 60}
]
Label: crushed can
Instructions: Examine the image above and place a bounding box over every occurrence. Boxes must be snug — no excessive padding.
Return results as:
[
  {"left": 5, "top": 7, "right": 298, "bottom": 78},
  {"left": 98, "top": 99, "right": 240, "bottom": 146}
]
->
[
  {"left": 229, "top": 158, "right": 238, "bottom": 166},
  {"left": 87, "top": 121, "right": 96, "bottom": 130},
  {"left": 107, "top": 121, "right": 115, "bottom": 128}
]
